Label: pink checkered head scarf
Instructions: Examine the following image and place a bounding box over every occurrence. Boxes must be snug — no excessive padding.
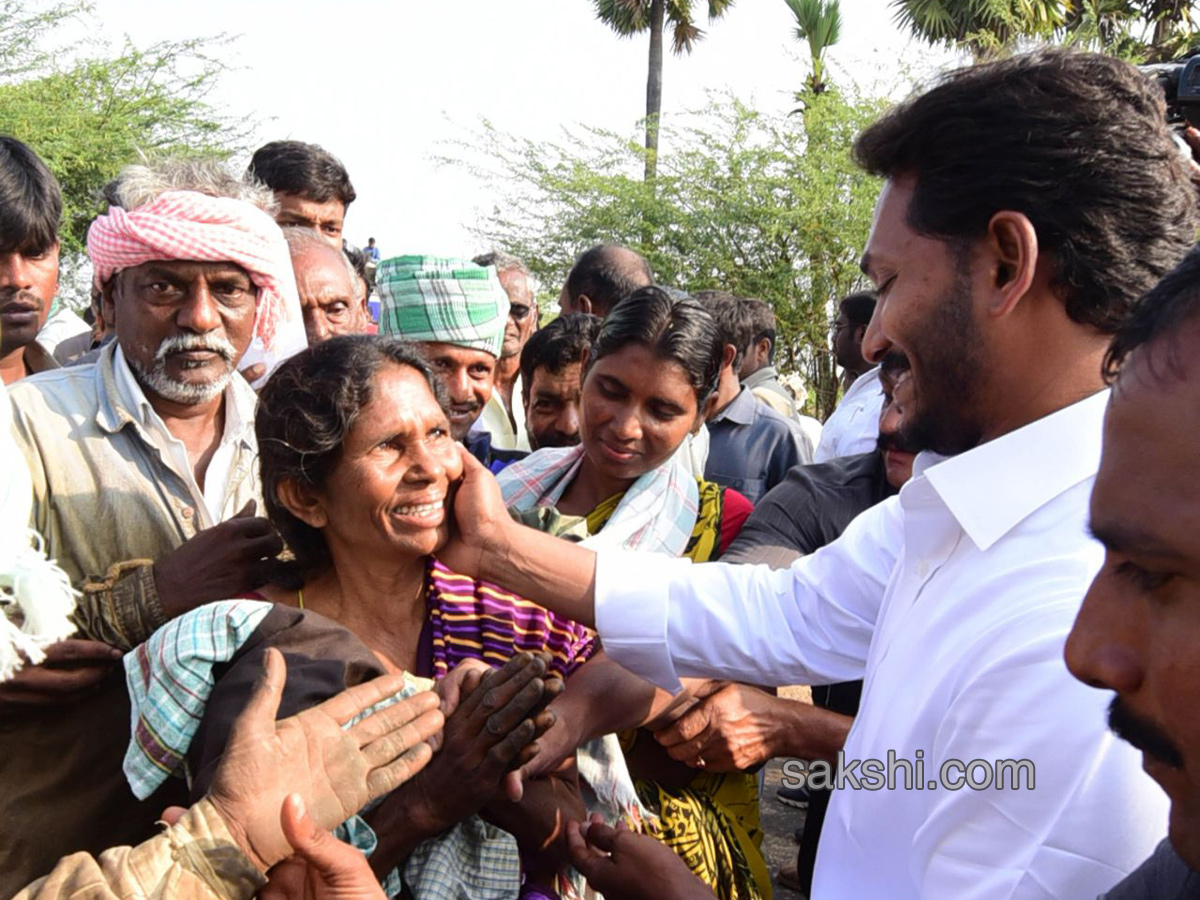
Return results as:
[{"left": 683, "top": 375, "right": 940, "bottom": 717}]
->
[{"left": 87, "top": 189, "right": 307, "bottom": 382}]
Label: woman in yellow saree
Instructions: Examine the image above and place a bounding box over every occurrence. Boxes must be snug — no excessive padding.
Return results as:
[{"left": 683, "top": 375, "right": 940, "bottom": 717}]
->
[{"left": 498, "top": 288, "right": 768, "bottom": 900}]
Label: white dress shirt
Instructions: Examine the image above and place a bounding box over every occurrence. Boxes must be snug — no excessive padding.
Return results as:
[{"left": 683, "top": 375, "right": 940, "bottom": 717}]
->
[
  {"left": 471, "top": 376, "right": 530, "bottom": 452},
  {"left": 596, "top": 390, "right": 1166, "bottom": 899},
  {"left": 814, "top": 366, "right": 884, "bottom": 462},
  {"left": 112, "top": 346, "right": 255, "bottom": 528}
]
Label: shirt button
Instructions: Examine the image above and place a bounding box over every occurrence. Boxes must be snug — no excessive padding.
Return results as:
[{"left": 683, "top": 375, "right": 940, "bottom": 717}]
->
[
  {"left": 181, "top": 506, "right": 194, "bottom": 519},
  {"left": 917, "top": 561, "right": 930, "bottom": 578}
]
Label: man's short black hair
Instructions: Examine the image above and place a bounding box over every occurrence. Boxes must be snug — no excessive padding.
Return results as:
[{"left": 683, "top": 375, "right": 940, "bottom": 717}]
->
[
  {"left": 740, "top": 297, "right": 777, "bottom": 361},
  {"left": 1105, "top": 245, "right": 1200, "bottom": 383},
  {"left": 342, "top": 242, "right": 370, "bottom": 298},
  {"left": 854, "top": 48, "right": 1196, "bottom": 335},
  {"left": 565, "top": 244, "right": 653, "bottom": 316},
  {"left": 695, "top": 289, "right": 753, "bottom": 373},
  {"left": 840, "top": 291, "right": 877, "bottom": 328},
  {"left": 0, "top": 136, "right": 61, "bottom": 255},
  {"left": 246, "top": 140, "right": 356, "bottom": 207},
  {"left": 520, "top": 313, "right": 602, "bottom": 400}
]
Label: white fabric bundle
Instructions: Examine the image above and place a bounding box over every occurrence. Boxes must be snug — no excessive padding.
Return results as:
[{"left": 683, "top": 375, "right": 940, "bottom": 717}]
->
[{"left": 0, "top": 389, "right": 77, "bottom": 680}]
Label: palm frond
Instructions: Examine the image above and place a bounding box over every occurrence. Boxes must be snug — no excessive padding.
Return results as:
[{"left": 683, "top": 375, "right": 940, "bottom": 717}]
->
[
  {"left": 672, "top": 18, "right": 704, "bottom": 53},
  {"left": 707, "top": 0, "right": 737, "bottom": 21},
  {"left": 593, "top": 0, "right": 652, "bottom": 35}
]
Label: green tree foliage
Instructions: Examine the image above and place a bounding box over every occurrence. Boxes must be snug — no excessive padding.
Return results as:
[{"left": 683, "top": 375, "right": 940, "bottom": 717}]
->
[
  {"left": 592, "top": 0, "right": 735, "bottom": 180},
  {"left": 450, "top": 91, "right": 884, "bottom": 418},
  {"left": 785, "top": 0, "right": 842, "bottom": 96},
  {"left": 0, "top": 0, "right": 88, "bottom": 80},
  {"left": 890, "top": 0, "right": 1198, "bottom": 62},
  {"left": 1060, "top": 0, "right": 1198, "bottom": 61},
  {"left": 0, "top": 1, "right": 251, "bottom": 252},
  {"left": 889, "top": 0, "right": 1063, "bottom": 59}
]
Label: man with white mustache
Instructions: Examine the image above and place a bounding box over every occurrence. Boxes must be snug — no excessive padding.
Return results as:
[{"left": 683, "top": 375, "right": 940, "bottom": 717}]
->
[{"left": 0, "top": 158, "right": 304, "bottom": 893}]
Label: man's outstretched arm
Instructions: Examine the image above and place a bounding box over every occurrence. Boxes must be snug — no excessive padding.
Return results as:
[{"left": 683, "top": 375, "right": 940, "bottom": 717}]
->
[{"left": 443, "top": 448, "right": 898, "bottom": 693}]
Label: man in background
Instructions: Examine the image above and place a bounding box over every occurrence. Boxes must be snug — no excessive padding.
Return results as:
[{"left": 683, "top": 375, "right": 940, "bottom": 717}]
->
[
  {"left": 472, "top": 250, "right": 538, "bottom": 452},
  {"left": 814, "top": 290, "right": 883, "bottom": 462},
  {"left": 558, "top": 244, "right": 653, "bottom": 317},
  {"left": 375, "top": 254, "right": 521, "bottom": 469},
  {"left": 284, "top": 226, "right": 371, "bottom": 344},
  {"left": 739, "top": 296, "right": 823, "bottom": 450},
  {"left": 0, "top": 136, "right": 61, "bottom": 385},
  {"left": 519, "top": 313, "right": 602, "bottom": 450},
  {"left": 246, "top": 140, "right": 355, "bottom": 247},
  {"left": 723, "top": 352, "right": 918, "bottom": 895},
  {"left": 697, "top": 290, "right": 813, "bottom": 503}
]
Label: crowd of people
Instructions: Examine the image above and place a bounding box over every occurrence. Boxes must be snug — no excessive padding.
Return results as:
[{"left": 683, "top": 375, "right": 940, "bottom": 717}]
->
[{"left": 2, "top": 45, "right": 1200, "bottom": 900}]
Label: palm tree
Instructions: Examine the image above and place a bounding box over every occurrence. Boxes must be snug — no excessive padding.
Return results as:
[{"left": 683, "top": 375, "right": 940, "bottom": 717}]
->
[
  {"left": 784, "top": 0, "right": 841, "bottom": 96},
  {"left": 593, "top": 0, "right": 735, "bottom": 180},
  {"left": 889, "top": 0, "right": 1063, "bottom": 60}
]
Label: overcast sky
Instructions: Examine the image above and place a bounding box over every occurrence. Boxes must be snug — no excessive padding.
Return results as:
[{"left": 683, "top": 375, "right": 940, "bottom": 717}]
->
[{"left": 88, "top": 0, "right": 955, "bottom": 255}]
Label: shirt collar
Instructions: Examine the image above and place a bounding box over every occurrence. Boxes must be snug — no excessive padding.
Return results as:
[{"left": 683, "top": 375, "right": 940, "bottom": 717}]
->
[
  {"left": 842, "top": 366, "right": 881, "bottom": 402},
  {"left": 741, "top": 366, "right": 778, "bottom": 389},
  {"left": 910, "top": 390, "right": 1109, "bottom": 552},
  {"left": 111, "top": 344, "right": 149, "bottom": 426},
  {"left": 711, "top": 385, "right": 758, "bottom": 426}
]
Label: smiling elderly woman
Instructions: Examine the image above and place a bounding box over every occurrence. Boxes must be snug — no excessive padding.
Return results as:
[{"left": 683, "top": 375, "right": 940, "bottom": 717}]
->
[{"left": 121, "top": 335, "right": 593, "bottom": 899}]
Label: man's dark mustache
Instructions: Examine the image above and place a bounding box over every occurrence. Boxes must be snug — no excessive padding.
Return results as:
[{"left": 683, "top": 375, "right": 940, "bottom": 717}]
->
[
  {"left": 449, "top": 403, "right": 482, "bottom": 416},
  {"left": 1109, "top": 698, "right": 1183, "bottom": 768},
  {"left": 877, "top": 430, "right": 920, "bottom": 456}
]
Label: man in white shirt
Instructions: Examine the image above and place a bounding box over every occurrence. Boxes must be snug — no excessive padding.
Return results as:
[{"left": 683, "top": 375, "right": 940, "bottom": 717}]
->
[
  {"left": 472, "top": 250, "right": 537, "bottom": 452},
  {"left": 814, "top": 291, "right": 883, "bottom": 462},
  {"left": 440, "top": 49, "right": 1198, "bottom": 899}
]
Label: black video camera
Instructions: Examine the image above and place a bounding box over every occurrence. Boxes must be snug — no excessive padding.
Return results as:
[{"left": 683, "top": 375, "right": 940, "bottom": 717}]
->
[{"left": 1141, "top": 53, "right": 1200, "bottom": 129}]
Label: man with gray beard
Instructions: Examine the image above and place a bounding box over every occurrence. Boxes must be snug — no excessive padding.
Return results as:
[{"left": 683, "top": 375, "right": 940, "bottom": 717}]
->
[{"left": 0, "top": 158, "right": 294, "bottom": 893}]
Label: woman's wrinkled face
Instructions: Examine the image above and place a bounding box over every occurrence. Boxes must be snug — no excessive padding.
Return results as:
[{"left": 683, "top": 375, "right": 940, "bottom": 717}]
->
[
  {"left": 579, "top": 343, "right": 702, "bottom": 484},
  {"left": 317, "top": 363, "right": 464, "bottom": 560}
]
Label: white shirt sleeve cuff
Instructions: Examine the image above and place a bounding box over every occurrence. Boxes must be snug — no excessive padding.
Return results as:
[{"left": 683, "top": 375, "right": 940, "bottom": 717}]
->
[{"left": 594, "top": 549, "right": 692, "bottom": 695}]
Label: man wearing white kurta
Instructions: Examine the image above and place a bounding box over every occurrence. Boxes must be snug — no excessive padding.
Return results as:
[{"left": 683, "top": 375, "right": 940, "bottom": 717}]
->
[
  {"left": 439, "top": 50, "right": 1199, "bottom": 900},
  {"left": 813, "top": 365, "right": 883, "bottom": 462}
]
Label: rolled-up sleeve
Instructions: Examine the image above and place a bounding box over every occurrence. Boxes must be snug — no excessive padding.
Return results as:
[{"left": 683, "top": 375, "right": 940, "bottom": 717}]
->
[
  {"left": 595, "top": 497, "right": 902, "bottom": 692},
  {"left": 75, "top": 561, "right": 168, "bottom": 651},
  {"left": 14, "top": 799, "right": 265, "bottom": 900}
]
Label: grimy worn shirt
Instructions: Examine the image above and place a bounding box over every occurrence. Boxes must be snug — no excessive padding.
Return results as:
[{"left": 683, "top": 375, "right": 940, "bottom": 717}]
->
[
  {"left": 1, "top": 341, "right": 260, "bottom": 894},
  {"left": 7, "top": 341, "right": 261, "bottom": 649}
]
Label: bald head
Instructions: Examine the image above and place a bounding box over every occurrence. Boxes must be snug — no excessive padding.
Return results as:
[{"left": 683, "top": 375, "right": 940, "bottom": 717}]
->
[
  {"left": 284, "top": 227, "right": 370, "bottom": 345},
  {"left": 559, "top": 244, "right": 653, "bottom": 318}
]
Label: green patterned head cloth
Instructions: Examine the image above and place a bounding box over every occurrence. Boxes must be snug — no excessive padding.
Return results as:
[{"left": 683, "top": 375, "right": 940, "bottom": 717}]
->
[{"left": 376, "top": 255, "right": 509, "bottom": 357}]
